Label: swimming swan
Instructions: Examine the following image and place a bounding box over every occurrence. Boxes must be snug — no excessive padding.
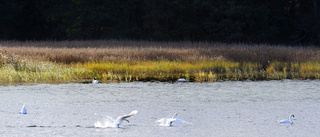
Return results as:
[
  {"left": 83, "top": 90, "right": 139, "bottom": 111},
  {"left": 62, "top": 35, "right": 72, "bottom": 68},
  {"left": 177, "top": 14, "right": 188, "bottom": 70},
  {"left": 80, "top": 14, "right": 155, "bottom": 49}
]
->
[
  {"left": 155, "top": 113, "right": 188, "bottom": 127},
  {"left": 177, "top": 78, "right": 187, "bottom": 82},
  {"left": 20, "top": 104, "right": 27, "bottom": 114},
  {"left": 95, "top": 110, "right": 138, "bottom": 128},
  {"left": 92, "top": 78, "right": 98, "bottom": 84},
  {"left": 279, "top": 114, "right": 295, "bottom": 124}
]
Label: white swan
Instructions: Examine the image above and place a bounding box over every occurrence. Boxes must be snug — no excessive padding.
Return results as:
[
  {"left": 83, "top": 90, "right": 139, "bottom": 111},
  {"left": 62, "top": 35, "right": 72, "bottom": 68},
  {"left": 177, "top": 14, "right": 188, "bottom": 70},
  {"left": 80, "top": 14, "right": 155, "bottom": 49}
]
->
[
  {"left": 279, "top": 114, "right": 295, "bottom": 124},
  {"left": 177, "top": 78, "right": 186, "bottom": 82},
  {"left": 20, "top": 104, "right": 27, "bottom": 114},
  {"left": 155, "top": 113, "right": 188, "bottom": 127},
  {"left": 92, "top": 78, "right": 98, "bottom": 84},
  {"left": 94, "top": 110, "right": 138, "bottom": 128}
]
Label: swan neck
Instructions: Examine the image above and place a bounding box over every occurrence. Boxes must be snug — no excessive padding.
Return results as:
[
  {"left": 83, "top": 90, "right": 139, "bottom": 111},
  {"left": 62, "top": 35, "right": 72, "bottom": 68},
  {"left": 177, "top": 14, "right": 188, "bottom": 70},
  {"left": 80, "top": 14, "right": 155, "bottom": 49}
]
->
[{"left": 289, "top": 115, "right": 293, "bottom": 122}]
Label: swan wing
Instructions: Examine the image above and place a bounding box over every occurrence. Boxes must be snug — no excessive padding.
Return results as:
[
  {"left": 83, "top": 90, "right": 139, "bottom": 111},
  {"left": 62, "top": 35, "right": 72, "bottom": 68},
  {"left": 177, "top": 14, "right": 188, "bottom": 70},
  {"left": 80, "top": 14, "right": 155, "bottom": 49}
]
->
[
  {"left": 105, "top": 116, "right": 116, "bottom": 122},
  {"left": 173, "top": 119, "right": 187, "bottom": 123},
  {"left": 155, "top": 118, "right": 167, "bottom": 123},
  {"left": 156, "top": 118, "right": 173, "bottom": 126},
  {"left": 94, "top": 113, "right": 116, "bottom": 122},
  {"left": 115, "top": 110, "right": 138, "bottom": 124}
]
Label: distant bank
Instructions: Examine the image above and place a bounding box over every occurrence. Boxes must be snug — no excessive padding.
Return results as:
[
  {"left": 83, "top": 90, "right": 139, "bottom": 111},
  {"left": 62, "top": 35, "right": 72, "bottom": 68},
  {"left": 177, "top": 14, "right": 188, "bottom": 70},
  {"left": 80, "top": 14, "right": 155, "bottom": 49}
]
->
[{"left": 1, "top": 40, "right": 320, "bottom": 85}]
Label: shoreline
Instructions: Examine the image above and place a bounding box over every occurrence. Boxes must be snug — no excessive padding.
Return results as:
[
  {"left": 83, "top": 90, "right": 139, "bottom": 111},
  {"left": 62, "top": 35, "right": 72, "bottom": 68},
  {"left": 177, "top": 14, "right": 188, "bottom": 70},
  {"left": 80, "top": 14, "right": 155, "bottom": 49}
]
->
[{"left": 1, "top": 60, "right": 320, "bottom": 85}]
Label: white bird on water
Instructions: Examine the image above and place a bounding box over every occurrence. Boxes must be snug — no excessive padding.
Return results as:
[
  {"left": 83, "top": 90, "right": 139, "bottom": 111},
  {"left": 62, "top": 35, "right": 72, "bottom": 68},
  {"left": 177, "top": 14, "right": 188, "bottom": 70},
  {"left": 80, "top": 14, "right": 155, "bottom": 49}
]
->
[
  {"left": 279, "top": 114, "right": 295, "bottom": 124},
  {"left": 20, "top": 104, "right": 27, "bottom": 114},
  {"left": 177, "top": 78, "right": 187, "bottom": 82},
  {"left": 94, "top": 110, "right": 138, "bottom": 128},
  {"left": 155, "top": 113, "right": 189, "bottom": 127},
  {"left": 92, "top": 78, "right": 98, "bottom": 84}
]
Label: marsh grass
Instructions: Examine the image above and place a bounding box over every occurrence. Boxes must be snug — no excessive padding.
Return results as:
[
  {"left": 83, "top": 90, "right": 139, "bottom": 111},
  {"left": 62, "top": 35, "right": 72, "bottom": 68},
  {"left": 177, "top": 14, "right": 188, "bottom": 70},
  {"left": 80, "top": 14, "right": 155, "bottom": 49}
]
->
[
  {"left": 3, "top": 40, "right": 320, "bottom": 63},
  {"left": 1, "top": 40, "right": 320, "bottom": 84},
  {"left": 0, "top": 61, "right": 93, "bottom": 85}
]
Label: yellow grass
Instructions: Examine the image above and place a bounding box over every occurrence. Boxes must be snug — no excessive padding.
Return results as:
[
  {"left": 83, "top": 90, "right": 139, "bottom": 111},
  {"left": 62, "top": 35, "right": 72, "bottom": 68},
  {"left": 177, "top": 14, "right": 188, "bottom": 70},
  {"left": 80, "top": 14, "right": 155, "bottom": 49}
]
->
[
  {"left": 0, "top": 61, "right": 93, "bottom": 85},
  {"left": 1, "top": 40, "right": 320, "bottom": 85}
]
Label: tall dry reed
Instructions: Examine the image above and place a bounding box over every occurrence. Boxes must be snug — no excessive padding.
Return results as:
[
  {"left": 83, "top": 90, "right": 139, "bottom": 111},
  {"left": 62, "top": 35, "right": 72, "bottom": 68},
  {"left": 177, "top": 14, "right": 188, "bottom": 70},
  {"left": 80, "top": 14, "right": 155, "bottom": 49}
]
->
[
  {"left": 1, "top": 40, "right": 320, "bottom": 64},
  {"left": 2, "top": 40, "right": 320, "bottom": 84}
]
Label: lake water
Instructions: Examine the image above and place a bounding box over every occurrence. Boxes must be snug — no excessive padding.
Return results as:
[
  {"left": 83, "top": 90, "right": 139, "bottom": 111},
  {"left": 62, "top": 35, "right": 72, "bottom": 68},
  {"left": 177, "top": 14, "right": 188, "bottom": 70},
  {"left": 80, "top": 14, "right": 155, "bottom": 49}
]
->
[{"left": 0, "top": 80, "right": 319, "bottom": 137}]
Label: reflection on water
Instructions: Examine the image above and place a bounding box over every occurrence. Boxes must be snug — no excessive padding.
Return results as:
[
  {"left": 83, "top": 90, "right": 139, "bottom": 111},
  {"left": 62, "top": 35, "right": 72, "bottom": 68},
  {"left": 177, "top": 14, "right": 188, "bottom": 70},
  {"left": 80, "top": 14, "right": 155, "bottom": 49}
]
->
[{"left": 0, "top": 80, "right": 320, "bottom": 136}]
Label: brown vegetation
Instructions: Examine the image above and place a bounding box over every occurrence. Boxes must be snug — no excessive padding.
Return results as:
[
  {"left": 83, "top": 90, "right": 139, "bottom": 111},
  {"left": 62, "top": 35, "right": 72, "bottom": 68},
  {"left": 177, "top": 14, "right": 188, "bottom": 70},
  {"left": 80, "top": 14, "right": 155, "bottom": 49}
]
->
[
  {"left": 2, "top": 40, "right": 320, "bottom": 84},
  {"left": 1, "top": 40, "right": 320, "bottom": 64}
]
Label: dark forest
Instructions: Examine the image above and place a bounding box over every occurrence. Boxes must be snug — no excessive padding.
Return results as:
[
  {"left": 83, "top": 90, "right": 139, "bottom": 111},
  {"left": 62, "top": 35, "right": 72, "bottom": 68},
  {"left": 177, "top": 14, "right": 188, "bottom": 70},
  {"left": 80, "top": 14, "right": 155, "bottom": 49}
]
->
[{"left": 1, "top": 0, "right": 320, "bottom": 44}]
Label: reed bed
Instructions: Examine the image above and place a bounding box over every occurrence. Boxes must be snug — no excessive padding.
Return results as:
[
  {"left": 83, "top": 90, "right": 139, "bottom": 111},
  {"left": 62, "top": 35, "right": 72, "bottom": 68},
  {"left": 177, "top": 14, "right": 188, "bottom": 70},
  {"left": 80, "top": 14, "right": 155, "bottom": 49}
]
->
[
  {"left": 2, "top": 40, "right": 320, "bottom": 63},
  {"left": 1, "top": 40, "right": 320, "bottom": 85},
  {"left": 0, "top": 61, "right": 92, "bottom": 85}
]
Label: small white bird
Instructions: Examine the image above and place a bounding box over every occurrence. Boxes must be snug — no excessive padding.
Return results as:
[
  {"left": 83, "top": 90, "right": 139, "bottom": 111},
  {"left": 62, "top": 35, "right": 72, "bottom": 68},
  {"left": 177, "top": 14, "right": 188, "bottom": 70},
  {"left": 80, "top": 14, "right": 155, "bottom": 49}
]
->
[
  {"left": 177, "top": 78, "right": 187, "bottom": 82},
  {"left": 95, "top": 110, "right": 138, "bottom": 128},
  {"left": 279, "top": 114, "right": 295, "bottom": 124},
  {"left": 155, "top": 113, "right": 188, "bottom": 127},
  {"left": 20, "top": 104, "right": 27, "bottom": 114},
  {"left": 92, "top": 78, "right": 98, "bottom": 84}
]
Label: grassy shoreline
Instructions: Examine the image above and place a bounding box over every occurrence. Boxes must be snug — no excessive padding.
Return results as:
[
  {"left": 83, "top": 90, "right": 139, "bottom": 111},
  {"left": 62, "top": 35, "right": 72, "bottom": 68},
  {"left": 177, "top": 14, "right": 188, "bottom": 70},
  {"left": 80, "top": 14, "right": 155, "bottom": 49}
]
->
[{"left": 1, "top": 40, "right": 320, "bottom": 85}]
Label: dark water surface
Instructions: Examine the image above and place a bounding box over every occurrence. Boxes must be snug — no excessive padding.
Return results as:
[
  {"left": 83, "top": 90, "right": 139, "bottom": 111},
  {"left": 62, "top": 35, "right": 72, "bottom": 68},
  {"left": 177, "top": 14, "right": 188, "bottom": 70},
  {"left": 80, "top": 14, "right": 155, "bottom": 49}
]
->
[{"left": 0, "top": 80, "right": 319, "bottom": 136}]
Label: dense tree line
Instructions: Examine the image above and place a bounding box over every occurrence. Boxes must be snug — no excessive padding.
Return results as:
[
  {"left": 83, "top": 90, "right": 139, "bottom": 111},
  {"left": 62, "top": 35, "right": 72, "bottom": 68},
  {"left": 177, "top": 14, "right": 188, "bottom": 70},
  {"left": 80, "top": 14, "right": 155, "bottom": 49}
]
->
[{"left": 0, "top": 0, "right": 319, "bottom": 44}]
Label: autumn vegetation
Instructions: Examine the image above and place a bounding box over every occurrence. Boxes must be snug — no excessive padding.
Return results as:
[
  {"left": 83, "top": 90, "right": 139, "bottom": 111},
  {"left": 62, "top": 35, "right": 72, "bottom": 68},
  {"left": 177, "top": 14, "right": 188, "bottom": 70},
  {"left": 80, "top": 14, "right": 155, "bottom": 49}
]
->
[{"left": 1, "top": 40, "right": 320, "bottom": 85}]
